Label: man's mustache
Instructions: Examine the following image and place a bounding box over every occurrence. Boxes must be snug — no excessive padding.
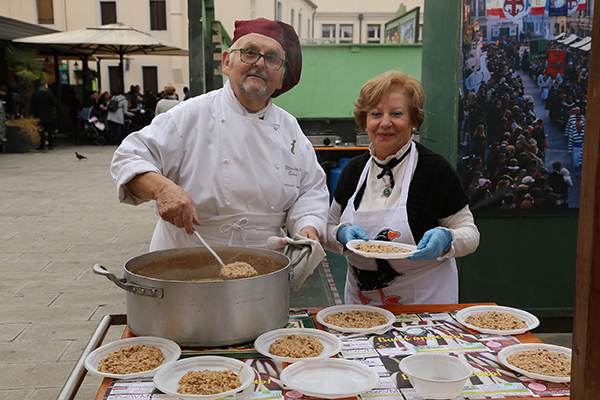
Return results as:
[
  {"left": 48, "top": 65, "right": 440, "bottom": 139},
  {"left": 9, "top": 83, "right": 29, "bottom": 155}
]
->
[{"left": 244, "top": 68, "right": 269, "bottom": 82}]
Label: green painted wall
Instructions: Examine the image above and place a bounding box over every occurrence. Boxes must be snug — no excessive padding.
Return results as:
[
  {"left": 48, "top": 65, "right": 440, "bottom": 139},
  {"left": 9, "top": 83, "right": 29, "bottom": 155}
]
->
[
  {"left": 459, "top": 216, "right": 578, "bottom": 315},
  {"left": 420, "top": 0, "right": 462, "bottom": 166},
  {"left": 273, "top": 44, "right": 422, "bottom": 119}
]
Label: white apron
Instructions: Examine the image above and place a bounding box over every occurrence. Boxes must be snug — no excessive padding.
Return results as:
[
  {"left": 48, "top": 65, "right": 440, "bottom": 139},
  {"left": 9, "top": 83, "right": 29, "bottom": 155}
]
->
[
  {"left": 340, "top": 141, "right": 458, "bottom": 305},
  {"left": 149, "top": 212, "right": 287, "bottom": 251}
]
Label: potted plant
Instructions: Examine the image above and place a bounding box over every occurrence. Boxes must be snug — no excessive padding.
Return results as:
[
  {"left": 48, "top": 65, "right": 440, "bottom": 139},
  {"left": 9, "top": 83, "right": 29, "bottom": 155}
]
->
[
  {"left": 5, "top": 117, "right": 41, "bottom": 153},
  {"left": 5, "top": 47, "right": 50, "bottom": 114}
]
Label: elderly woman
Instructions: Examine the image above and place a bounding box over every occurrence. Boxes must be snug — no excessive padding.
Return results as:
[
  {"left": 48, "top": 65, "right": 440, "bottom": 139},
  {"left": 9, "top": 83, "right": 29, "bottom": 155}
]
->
[{"left": 325, "top": 70, "right": 480, "bottom": 305}]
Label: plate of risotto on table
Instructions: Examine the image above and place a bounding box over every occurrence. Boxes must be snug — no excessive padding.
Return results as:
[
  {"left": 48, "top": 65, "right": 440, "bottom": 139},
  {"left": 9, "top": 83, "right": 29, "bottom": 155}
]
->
[
  {"left": 316, "top": 305, "right": 395, "bottom": 335},
  {"left": 254, "top": 328, "right": 343, "bottom": 363},
  {"left": 455, "top": 305, "right": 540, "bottom": 336},
  {"left": 153, "top": 356, "right": 255, "bottom": 400},
  {"left": 498, "top": 343, "right": 572, "bottom": 383},
  {"left": 346, "top": 240, "right": 417, "bottom": 259},
  {"left": 84, "top": 336, "right": 181, "bottom": 379}
]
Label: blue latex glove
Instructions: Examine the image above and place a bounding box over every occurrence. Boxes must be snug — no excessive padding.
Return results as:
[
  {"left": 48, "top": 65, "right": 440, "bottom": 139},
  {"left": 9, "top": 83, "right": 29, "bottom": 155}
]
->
[
  {"left": 337, "top": 225, "right": 369, "bottom": 246},
  {"left": 408, "top": 228, "right": 453, "bottom": 261}
]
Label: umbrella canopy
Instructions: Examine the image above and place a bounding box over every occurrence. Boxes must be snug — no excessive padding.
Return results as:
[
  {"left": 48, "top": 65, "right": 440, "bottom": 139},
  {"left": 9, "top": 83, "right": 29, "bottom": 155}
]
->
[
  {"left": 14, "top": 22, "right": 188, "bottom": 91},
  {"left": 13, "top": 22, "right": 188, "bottom": 56}
]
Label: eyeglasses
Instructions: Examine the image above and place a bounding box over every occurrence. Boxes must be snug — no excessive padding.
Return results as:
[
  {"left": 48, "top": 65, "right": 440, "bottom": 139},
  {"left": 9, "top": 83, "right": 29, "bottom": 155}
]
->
[{"left": 230, "top": 48, "right": 285, "bottom": 71}]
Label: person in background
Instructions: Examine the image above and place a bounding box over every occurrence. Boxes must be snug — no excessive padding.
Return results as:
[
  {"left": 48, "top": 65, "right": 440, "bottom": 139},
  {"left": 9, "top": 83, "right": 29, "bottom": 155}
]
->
[
  {"left": 325, "top": 70, "right": 480, "bottom": 306},
  {"left": 98, "top": 91, "right": 110, "bottom": 121},
  {"left": 547, "top": 161, "right": 570, "bottom": 203},
  {"left": 471, "top": 125, "right": 486, "bottom": 160},
  {"left": 144, "top": 91, "right": 158, "bottom": 118},
  {"left": 183, "top": 86, "right": 190, "bottom": 101},
  {"left": 0, "top": 85, "right": 8, "bottom": 110},
  {"left": 566, "top": 107, "right": 585, "bottom": 178},
  {"left": 106, "top": 88, "right": 133, "bottom": 145},
  {"left": 110, "top": 18, "right": 329, "bottom": 252},
  {"left": 6, "top": 80, "right": 23, "bottom": 119},
  {"left": 129, "top": 85, "right": 145, "bottom": 109},
  {"left": 154, "top": 84, "right": 180, "bottom": 116},
  {"left": 30, "top": 81, "right": 58, "bottom": 150}
]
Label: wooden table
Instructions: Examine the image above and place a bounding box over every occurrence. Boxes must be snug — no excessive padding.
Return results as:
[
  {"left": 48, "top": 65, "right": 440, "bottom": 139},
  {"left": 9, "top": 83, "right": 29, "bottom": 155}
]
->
[{"left": 89, "top": 303, "right": 568, "bottom": 400}]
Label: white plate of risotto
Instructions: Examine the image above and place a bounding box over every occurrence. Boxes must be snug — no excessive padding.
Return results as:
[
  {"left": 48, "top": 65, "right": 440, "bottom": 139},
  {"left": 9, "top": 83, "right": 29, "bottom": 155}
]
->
[
  {"left": 153, "top": 356, "right": 255, "bottom": 400},
  {"left": 498, "top": 343, "right": 572, "bottom": 383},
  {"left": 84, "top": 336, "right": 181, "bottom": 379},
  {"left": 316, "top": 305, "right": 395, "bottom": 335},
  {"left": 346, "top": 240, "right": 418, "bottom": 259},
  {"left": 254, "top": 328, "right": 343, "bottom": 363},
  {"left": 455, "top": 305, "right": 540, "bottom": 336}
]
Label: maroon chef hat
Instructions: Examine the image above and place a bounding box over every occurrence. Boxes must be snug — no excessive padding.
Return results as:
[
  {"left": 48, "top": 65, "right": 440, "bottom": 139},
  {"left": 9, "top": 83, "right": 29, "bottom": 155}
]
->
[{"left": 231, "top": 18, "right": 302, "bottom": 98}]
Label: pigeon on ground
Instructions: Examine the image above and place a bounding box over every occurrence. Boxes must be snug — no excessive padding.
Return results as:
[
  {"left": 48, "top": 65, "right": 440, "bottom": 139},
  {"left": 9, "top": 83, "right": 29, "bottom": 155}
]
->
[{"left": 75, "top": 152, "right": 87, "bottom": 160}]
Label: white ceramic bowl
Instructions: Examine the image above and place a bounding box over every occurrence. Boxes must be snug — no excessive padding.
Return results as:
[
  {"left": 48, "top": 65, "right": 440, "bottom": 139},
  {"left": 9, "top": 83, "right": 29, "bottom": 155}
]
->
[
  {"left": 153, "top": 356, "right": 255, "bottom": 400},
  {"left": 498, "top": 343, "right": 571, "bottom": 383},
  {"left": 455, "top": 305, "right": 540, "bottom": 335},
  {"left": 399, "top": 354, "right": 474, "bottom": 399},
  {"left": 316, "top": 305, "right": 395, "bottom": 334},
  {"left": 254, "top": 328, "right": 343, "bottom": 363},
  {"left": 84, "top": 336, "right": 181, "bottom": 379}
]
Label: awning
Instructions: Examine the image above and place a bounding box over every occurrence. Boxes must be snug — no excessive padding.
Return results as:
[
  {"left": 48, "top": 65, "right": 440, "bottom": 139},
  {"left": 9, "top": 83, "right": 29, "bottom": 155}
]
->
[
  {"left": 579, "top": 42, "right": 591, "bottom": 51},
  {"left": 570, "top": 36, "right": 591, "bottom": 48},
  {"left": 558, "top": 34, "right": 579, "bottom": 45},
  {"left": 0, "top": 15, "right": 58, "bottom": 41},
  {"left": 554, "top": 32, "right": 566, "bottom": 40}
]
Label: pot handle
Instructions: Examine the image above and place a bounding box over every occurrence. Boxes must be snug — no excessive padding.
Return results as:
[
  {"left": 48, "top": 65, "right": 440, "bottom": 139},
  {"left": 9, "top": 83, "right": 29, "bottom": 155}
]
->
[
  {"left": 93, "top": 264, "right": 164, "bottom": 299},
  {"left": 285, "top": 245, "right": 311, "bottom": 269}
]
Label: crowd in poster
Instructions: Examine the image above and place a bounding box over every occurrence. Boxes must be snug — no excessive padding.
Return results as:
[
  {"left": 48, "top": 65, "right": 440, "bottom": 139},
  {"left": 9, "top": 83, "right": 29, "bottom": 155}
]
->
[{"left": 459, "top": 25, "right": 589, "bottom": 212}]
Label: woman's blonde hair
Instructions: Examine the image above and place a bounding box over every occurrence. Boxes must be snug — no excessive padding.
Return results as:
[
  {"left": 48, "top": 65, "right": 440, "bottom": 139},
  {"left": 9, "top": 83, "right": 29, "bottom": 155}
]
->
[{"left": 353, "top": 70, "right": 425, "bottom": 131}]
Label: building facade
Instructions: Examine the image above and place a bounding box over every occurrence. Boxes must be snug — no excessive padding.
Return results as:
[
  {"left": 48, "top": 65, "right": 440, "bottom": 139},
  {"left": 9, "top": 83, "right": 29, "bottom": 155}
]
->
[
  {"left": 311, "top": 0, "right": 423, "bottom": 44},
  {"left": 215, "top": 0, "right": 317, "bottom": 40},
  {"left": 1, "top": 0, "right": 190, "bottom": 99},
  {"left": 1, "top": 0, "right": 423, "bottom": 101}
]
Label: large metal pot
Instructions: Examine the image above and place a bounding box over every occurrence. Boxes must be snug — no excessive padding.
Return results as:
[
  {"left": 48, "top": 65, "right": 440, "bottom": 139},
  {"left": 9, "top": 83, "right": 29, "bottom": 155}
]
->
[{"left": 93, "top": 245, "right": 307, "bottom": 347}]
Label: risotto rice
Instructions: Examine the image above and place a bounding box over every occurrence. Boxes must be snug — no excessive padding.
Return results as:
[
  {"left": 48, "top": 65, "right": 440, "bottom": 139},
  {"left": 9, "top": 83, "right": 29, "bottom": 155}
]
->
[{"left": 506, "top": 349, "right": 571, "bottom": 377}]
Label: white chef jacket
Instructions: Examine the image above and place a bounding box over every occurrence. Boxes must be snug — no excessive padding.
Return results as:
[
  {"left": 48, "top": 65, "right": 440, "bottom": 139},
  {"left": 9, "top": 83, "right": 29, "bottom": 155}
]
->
[{"left": 111, "top": 80, "right": 329, "bottom": 251}]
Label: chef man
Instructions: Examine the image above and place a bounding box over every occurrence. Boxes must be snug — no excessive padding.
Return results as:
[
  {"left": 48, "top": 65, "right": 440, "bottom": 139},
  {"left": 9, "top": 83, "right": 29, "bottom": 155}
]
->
[{"left": 110, "top": 18, "right": 329, "bottom": 251}]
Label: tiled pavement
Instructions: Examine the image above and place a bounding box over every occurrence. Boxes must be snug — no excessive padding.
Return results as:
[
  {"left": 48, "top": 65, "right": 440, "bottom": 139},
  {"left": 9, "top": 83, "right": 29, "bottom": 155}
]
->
[
  {"left": 1, "top": 140, "right": 159, "bottom": 400},
  {"left": 0, "top": 138, "right": 341, "bottom": 400},
  {"left": 0, "top": 137, "right": 572, "bottom": 400}
]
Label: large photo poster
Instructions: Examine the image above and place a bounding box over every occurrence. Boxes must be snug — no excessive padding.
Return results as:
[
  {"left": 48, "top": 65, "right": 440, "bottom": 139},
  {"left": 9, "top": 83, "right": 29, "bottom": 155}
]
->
[{"left": 458, "top": 0, "right": 588, "bottom": 215}]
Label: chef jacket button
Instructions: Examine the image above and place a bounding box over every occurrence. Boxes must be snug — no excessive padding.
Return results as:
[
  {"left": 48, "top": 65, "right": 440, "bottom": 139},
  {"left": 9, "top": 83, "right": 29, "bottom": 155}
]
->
[
  {"left": 270, "top": 205, "right": 274, "bottom": 210},
  {"left": 226, "top": 201, "right": 231, "bottom": 206},
  {"left": 275, "top": 164, "right": 280, "bottom": 169},
  {"left": 223, "top": 157, "right": 228, "bottom": 163},
  {"left": 221, "top": 118, "right": 225, "bottom": 123}
]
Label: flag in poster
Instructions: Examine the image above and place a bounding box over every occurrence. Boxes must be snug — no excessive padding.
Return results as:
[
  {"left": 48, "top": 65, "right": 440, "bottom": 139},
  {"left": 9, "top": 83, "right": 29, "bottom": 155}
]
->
[
  {"left": 548, "top": 0, "right": 568, "bottom": 16},
  {"left": 568, "top": 0, "right": 586, "bottom": 14},
  {"left": 502, "top": 0, "right": 531, "bottom": 21},
  {"left": 547, "top": 50, "right": 566, "bottom": 78},
  {"left": 487, "top": 0, "right": 505, "bottom": 16},
  {"left": 531, "top": 0, "right": 546, "bottom": 14}
]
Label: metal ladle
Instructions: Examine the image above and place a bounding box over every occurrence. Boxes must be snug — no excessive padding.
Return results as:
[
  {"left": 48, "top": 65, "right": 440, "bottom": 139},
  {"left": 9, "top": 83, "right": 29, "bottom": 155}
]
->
[{"left": 193, "top": 228, "right": 224, "bottom": 267}]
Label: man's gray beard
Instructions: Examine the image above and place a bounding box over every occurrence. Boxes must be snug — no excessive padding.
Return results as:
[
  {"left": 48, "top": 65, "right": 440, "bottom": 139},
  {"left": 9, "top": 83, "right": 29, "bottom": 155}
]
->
[
  {"left": 241, "top": 81, "right": 269, "bottom": 98},
  {"left": 240, "top": 69, "right": 270, "bottom": 98}
]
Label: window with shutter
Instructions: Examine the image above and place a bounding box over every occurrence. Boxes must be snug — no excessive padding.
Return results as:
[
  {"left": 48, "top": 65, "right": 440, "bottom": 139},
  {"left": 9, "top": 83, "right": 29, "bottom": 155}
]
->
[
  {"left": 100, "top": 1, "right": 117, "bottom": 25},
  {"left": 150, "top": 0, "right": 167, "bottom": 31},
  {"left": 37, "top": 0, "right": 54, "bottom": 25}
]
